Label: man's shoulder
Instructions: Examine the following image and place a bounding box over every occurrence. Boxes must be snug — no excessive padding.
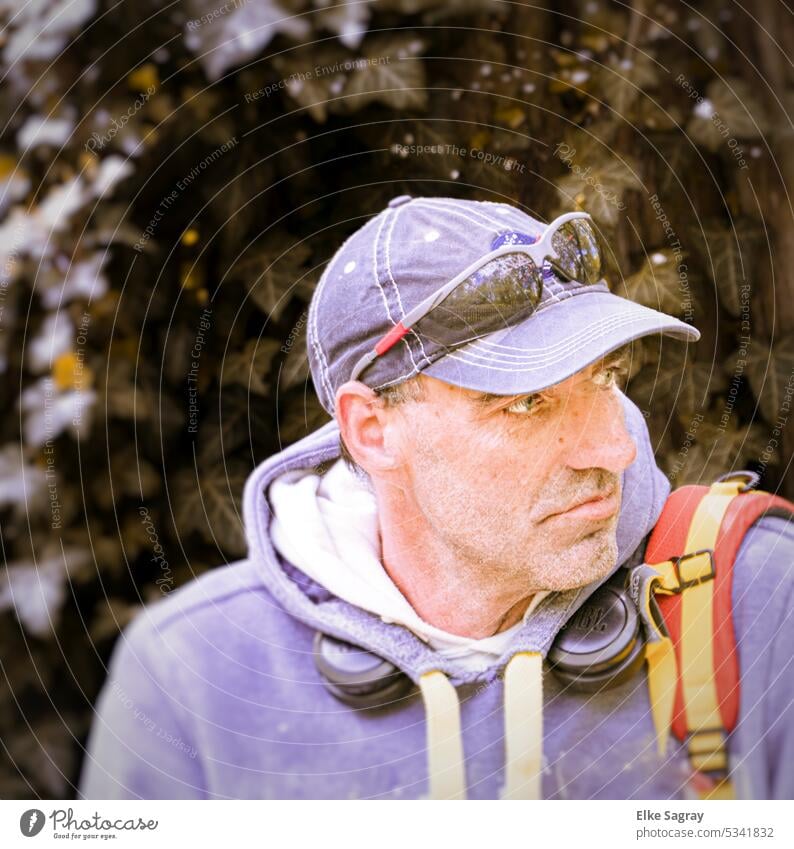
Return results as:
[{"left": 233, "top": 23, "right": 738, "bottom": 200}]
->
[
  {"left": 732, "top": 514, "right": 794, "bottom": 642},
  {"left": 735, "top": 514, "right": 794, "bottom": 587},
  {"left": 122, "top": 558, "right": 299, "bottom": 658}
]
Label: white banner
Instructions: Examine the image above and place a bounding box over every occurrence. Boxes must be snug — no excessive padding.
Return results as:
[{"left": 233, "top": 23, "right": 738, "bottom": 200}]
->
[{"left": 1, "top": 799, "right": 792, "bottom": 849}]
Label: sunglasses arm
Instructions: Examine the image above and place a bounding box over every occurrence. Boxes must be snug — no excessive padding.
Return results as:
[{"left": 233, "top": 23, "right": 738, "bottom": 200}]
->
[{"left": 350, "top": 319, "right": 411, "bottom": 382}]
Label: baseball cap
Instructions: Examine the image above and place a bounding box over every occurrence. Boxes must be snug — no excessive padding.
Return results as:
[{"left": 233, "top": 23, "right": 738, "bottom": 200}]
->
[{"left": 307, "top": 195, "right": 700, "bottom": 413}]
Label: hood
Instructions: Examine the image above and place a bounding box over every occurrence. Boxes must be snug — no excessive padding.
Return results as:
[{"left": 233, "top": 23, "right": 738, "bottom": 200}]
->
[
  {"left": 267, "top": 456, "right": 553, "bottom": 672},
  {"left": 242, "top": 390, "right": 669, "bottom": 799},
  {"left": 242, "top": 390, "right": 668, "bottom": 687}
]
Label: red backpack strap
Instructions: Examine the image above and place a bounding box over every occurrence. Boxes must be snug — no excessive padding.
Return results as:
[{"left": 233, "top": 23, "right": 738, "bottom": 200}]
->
[{"left": 644, "top": 476, "right": 794, "bottom": 798}]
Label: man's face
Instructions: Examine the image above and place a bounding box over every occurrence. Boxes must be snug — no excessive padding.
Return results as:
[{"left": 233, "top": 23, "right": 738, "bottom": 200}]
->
[{"left": 387, "top": 350, "right": 638, "bottom": 598}]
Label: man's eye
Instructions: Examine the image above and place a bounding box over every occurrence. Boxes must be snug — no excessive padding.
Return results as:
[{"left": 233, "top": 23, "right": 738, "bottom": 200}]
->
[
  {"left": 505, "top": 394, "right": 543, "bottom": 415},
  {"left": 594, "top": 365, "right": 626, "bottom": 388}
]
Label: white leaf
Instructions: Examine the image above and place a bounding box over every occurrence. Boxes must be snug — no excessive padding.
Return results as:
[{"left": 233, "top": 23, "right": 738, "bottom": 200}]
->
[
  {"left": 19, "top": 377, "right": 96, "bottom": 446},
  {"left": 1, "top": 0, "right": 97, "bottom": 66},
  {"left": 36, "top": 177, "right": 86, "bottom": 234},
  {"left": 27, "top": 312, "right": 74, "bottom": 372},
  {"left": 89, "top": 156, "right": 134, "bottom": 199},
  {"left": 1, "top": 161, "right": 132, "bottom": 270},
  {"left": 0, "top": 179, "right": 87, "bottom": 266},
  {"left": 17, "top": 116, "right": 74, "bottom": 151},
  {"left": 0, "top": 443, "right": 49, "bottom": 516},
  {"left": 40, "top": 252, "right": 108, "bottom": 308},
  {"left": 0, "top": 562, "right": 64, "bottom": 638},
  {"left": 316, "top": 0, "right": 371, "bottom": 49},
  {"left": 0, "top": 547, "right": 91, "bottom": 638},
  {"left": 184, "top": 1, "right": 311, "bottom": 81},
  {"left": 693, "top": 98, "right": 714, "bottom": 120}
]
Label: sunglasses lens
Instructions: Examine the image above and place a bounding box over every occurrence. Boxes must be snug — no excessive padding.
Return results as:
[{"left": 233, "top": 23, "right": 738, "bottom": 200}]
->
[
  {"left": 551, "top": 218, "right": 603, "bottom": 284},
  {"left": 416, "top": 253, "right": 543, "bottom": 347}
]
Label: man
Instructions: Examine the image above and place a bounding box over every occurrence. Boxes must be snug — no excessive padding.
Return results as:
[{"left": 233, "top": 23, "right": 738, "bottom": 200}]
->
[{"left": 79, "top": 195, "right": 794, "bottom": 800}]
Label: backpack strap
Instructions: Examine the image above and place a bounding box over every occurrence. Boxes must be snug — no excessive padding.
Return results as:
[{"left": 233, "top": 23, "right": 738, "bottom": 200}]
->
[{"left": 643, "top": 475, "right": 794, "bottom": 799}]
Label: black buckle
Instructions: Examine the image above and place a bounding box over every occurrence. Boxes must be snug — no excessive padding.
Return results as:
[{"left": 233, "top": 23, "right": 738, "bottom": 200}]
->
[{"left": 672, "top": 549, "right": 716, "bottom": 592}]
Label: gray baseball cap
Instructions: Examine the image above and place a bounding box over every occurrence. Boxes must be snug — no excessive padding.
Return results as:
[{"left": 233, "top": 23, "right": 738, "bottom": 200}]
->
[{"left": 307, "top": 194, "right": 700, "bottom": 413}]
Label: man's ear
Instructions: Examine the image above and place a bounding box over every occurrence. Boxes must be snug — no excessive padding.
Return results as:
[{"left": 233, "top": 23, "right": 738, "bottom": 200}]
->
[{"left": 335, "top": 381, "right": 401, "bottom": 472}]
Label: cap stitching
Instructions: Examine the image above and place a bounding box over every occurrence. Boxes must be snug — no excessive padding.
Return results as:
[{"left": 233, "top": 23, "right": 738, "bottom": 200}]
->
[
  {"left": 422, "top": 198, "right": 545, "bottom": 240},
  {"left": 372, "top": 210, "right": 397, "bottom": 323},
  {"left": 462, "top": 293, "right": 680, "bottom": 354},
  {"left": 473, "top": 199, "right": 542, "bottom": 230},
  {"left": 470, "top": 329, "right": 686, "bottom": 359},
  {"left": 311, "top": 213, "right": 382, "bottom": 408},
  {"left": 308, "top": 283, "right": 335, "bottom": 408},
  {"left": 459, "top": 311, "right": 670, "bottom": 363},
  {"left": 437, "top": 312, "right": 692, "bottom": 370},
  {"left": 372, "top": 207, "right": 423, "bottom": 375},
  {"left": 373, "top": 337, "right": 458, "bottom": 388},
  {"left": 479, "top": 201, "right": 538, "bottom": 230},
  {"left": 385, "top": 203, "right": 433, "bottom": 369},
  {"left": 308, "top": 279, "right": 331, "bottom": 405},
  {"left": 413, "top": 198, "right": 499, "bottom": 234},
  {"left": 439, "top": 197, "right": 530, "bottom": 230},
  {"left": 372, "top": 362, "right": 423, "bottom": 390}
]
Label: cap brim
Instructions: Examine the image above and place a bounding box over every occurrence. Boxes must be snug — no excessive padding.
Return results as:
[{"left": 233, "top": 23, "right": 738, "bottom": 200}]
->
[{"left": 422, "top": 290, "right": 700, "bottom": 395}]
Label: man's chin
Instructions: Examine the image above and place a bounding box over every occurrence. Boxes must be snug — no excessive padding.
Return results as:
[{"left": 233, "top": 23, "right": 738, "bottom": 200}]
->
[
  {"left": 545, "top": 524, "right": 619, "bottom": 591},
  {"left": 579, "top": 525, "right": 619, "bottom": 578}
]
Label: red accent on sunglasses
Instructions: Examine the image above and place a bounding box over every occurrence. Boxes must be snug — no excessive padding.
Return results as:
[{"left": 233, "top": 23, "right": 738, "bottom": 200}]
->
[{"left": 375, "top": 322, "right": 409, "bottom": 356}]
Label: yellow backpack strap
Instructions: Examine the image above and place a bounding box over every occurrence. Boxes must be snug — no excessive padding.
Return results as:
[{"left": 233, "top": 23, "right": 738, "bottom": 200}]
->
[{"left": 647, "top": 479, "right": 745, "bottom": 800}]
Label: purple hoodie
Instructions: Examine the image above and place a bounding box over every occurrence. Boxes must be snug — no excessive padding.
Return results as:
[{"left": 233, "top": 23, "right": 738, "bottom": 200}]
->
[{"left": 78, "top": 395, "right": 794, "bottom": 799}]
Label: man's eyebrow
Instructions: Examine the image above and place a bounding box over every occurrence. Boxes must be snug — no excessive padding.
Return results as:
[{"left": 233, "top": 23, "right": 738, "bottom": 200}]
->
[
  {"left": 474, "top": 391, "right": 509, "bottom": 409},
  {"left": 472, "top": 388, "right": 543, "bottom": 412},
  {"left": 602, "top": 343, "right": 633, "bottom": 367}
]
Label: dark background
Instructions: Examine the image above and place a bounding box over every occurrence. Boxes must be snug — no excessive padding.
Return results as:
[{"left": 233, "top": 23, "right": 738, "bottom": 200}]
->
[{"left": 0, "top": 0, "right": 792, "bottom": 798}]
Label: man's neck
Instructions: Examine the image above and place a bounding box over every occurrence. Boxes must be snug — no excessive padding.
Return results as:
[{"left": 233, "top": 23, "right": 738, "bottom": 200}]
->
[{"left": 375, "top": 486, "right": 535, "bottom": 640}]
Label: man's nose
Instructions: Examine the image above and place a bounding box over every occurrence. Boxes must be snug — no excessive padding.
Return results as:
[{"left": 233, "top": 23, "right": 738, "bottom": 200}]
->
[{"left": 563, "top": 389, "right": 638, "bottom": 475}]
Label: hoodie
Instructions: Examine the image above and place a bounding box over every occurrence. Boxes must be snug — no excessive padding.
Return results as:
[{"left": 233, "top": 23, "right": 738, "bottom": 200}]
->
[
  {"left": 78, "top": 394, "right": 794, "bottom": 799},
  {"left": 268, "top": 455, "right": 553, "bottom": 671}
]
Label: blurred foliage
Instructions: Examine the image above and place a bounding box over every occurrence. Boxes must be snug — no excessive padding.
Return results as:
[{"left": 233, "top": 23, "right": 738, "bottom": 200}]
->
[{"left": 0, "top": 0, "right": 793, "bottom": 798}]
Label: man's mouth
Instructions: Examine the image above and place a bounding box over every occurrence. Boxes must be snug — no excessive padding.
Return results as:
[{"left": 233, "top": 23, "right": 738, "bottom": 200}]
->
[{"left": 544, "top": 489, "right": 620, "bottom": 523}]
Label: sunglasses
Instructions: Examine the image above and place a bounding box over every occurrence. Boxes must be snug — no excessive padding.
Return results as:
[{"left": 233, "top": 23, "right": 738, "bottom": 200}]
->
[{"left": 350, "top": 212, "right": 604, "bottom": 382}]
